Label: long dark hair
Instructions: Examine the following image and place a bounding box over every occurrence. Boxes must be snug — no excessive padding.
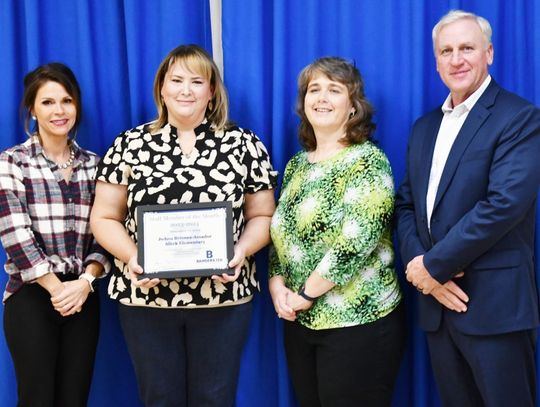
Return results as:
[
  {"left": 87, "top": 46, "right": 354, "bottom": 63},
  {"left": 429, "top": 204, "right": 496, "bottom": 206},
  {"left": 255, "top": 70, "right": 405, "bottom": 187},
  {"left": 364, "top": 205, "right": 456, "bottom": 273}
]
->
[{"left": 21, "top": 62, "right": 82, "bottom": 138}]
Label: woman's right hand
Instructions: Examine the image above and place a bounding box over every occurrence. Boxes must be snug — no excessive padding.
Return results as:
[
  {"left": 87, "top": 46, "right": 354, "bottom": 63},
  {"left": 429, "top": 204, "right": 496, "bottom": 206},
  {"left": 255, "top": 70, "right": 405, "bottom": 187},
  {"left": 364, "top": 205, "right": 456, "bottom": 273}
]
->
[
  {"left": 269, "top": 276, "right": 296, "bottom": 321},
  {"left": 127, "top": 255, "right": 161, "bottom": 289},
  {"left": 51, "top": 279, "right": 91, "bottom": 316}
]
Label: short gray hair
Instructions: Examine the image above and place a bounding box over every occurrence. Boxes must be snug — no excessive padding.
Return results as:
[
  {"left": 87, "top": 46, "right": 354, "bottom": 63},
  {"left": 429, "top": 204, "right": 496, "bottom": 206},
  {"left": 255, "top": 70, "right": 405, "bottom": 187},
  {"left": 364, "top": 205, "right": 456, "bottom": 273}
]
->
[{"left": 432, "top": 10, "right": 492, "bottom": 54}]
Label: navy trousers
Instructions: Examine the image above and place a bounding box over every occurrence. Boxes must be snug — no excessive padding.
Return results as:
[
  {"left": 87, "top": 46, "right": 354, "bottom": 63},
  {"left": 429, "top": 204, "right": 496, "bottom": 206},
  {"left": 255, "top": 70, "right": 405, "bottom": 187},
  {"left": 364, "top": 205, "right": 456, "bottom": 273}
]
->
[
  {"left": 426, "top": 312, "right": 537, "bottom": 407},
  {"left": 118, "top": 301, "right": 252, "bottom": 407}
]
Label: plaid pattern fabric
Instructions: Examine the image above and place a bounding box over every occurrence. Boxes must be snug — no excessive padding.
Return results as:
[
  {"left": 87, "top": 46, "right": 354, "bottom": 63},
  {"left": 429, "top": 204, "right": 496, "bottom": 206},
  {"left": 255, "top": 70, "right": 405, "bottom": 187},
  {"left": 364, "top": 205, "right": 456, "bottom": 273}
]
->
[{"left": 0, "top": 136, "right": 110, "bottom": 301}]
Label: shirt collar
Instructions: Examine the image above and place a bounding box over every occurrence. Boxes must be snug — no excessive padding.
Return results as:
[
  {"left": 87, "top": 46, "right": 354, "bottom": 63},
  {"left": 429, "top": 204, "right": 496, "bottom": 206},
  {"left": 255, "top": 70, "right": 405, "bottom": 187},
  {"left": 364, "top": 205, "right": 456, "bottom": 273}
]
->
[
  {"left": 165, "top": 117, "right": 212, "bottom": 137},
  {"left": 27, "top": 135, "right": 43, "bottom": 158},
  {"left": 441, "top": 75, "right": 492, "bottom": 115},
  {"left": 27, "top": 134, "right": 88, "bottom": 162}
]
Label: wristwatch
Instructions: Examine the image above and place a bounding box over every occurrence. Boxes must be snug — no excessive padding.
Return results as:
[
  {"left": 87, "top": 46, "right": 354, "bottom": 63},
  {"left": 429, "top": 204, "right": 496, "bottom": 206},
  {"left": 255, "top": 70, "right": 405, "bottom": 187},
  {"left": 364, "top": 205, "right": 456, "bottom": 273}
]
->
[
  {"left": 79, "top": 273, "right": 97, "bottom": 292},
  {"left": 298, "top": 285, "right": 317, "bottom": 302}
]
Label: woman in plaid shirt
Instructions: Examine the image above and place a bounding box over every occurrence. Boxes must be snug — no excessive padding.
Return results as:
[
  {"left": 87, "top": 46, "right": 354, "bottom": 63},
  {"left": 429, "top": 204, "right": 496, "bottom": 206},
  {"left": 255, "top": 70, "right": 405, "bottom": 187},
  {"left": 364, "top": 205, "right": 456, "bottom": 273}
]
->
[{"left": 0, "top": 63, "right": 110, "bottom": 406}]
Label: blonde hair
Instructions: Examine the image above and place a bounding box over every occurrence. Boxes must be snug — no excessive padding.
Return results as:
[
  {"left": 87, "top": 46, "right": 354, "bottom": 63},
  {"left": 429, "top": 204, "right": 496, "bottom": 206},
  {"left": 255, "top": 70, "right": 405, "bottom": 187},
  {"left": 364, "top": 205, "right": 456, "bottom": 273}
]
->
[{"left": 150, "top": 44, "right": 229, "bottom": 132}]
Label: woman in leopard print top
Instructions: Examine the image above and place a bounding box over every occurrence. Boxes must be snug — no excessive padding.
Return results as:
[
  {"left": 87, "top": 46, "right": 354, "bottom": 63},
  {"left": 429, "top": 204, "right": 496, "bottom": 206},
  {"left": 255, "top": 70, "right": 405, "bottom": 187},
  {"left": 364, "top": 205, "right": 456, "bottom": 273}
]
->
[{"left": 91, "top": 44, "right": 276, "bottom": 407}]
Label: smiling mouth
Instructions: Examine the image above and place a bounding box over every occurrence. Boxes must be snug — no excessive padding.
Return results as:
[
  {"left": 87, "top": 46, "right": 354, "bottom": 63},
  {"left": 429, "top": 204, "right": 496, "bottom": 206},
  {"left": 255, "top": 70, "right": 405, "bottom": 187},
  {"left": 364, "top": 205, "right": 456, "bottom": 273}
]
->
[
  {"left": 314, "top": 107, "right": 332, "bottom": 112},
  {"left": 451, "top": 70, "right": 469, "bottom": 76},
  {"left": 51, "top": 119, "right": 69, "bottom": 125}
]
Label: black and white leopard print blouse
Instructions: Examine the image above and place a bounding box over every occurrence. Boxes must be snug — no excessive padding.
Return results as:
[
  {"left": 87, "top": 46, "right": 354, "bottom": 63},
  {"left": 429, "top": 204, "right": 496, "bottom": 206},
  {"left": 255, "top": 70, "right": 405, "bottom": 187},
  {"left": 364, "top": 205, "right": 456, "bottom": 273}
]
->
[{"left": 96, "top": 119, "right": 278, "bottom": 308}]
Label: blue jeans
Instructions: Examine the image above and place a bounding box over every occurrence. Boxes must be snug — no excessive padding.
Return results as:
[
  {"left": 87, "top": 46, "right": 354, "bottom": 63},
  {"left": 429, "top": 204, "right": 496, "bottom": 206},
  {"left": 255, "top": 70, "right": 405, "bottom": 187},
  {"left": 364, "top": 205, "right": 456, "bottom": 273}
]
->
[{"left": 118, "top": 301, "right": 253, "bottom": 407}]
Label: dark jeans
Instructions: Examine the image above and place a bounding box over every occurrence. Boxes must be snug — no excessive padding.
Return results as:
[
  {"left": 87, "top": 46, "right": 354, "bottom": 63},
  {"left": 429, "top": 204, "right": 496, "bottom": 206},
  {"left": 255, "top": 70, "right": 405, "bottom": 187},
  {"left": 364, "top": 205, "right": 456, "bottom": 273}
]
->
[
  {"left": 427, "top": 312, "right": 537, "bottom": 407},
  {"left": 118, "top": 301, "right": 253, "bottom": 407},
  {"left": 3, "top": 281, "right": 100, "bottom": 407},
  {"left": 284, "top": 302, "right": 406, "bottom": 407}
]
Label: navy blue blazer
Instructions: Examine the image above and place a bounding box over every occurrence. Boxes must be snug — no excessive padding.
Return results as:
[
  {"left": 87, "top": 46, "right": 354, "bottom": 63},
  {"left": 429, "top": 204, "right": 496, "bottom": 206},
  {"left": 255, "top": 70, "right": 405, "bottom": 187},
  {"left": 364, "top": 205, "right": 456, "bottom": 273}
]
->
[{"left": 396, "top": 79, "right": 540, "bottom": 335}]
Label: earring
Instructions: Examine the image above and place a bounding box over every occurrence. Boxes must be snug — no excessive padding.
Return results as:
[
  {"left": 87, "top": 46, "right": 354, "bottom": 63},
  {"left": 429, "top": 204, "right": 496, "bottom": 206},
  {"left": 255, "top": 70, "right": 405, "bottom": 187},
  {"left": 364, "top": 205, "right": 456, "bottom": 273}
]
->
[
  {"left": 349, "top": 109, "right": 356, "bottom": 118},
  {"left": 208, "top": 100, "right": 214, "bottom": 111},
  {"left": 31, "top": 115, "right": 36, "bottom": 120}
]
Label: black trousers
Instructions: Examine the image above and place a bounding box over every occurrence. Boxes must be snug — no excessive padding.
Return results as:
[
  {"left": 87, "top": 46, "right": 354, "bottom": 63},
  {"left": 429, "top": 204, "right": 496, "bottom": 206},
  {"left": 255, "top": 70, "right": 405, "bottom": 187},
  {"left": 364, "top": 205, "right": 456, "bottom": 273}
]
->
[
  {"left": 3, "top": 280, "right": 100, "bottom": 407},
  {"left": 283, "top": 302, "right": 406, "bottom": 407}
]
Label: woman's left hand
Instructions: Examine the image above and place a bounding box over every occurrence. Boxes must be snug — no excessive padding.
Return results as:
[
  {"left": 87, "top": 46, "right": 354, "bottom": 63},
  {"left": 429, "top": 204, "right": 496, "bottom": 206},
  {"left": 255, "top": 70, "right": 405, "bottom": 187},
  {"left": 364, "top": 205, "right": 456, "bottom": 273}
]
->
[
  {"left": 287, "top": 292, "right": 314, "bottom": 312},
  {"left": 269, "top": 276, "right": 296, "bottom": 321},
  {"left": 212, "top": 244, "right": 246, "bottom": 284},
  {"left": 51, "top": 279, "right": 91, "bottom": 317}
]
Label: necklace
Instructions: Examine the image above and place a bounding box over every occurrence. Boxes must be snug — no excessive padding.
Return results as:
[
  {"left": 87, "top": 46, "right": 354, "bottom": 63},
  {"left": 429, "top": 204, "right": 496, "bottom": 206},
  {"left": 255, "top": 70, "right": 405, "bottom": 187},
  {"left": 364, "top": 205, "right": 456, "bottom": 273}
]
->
[
  {"left": 54, "top": 148, "right": 75, "bottom": 169},
  {"left": 35, "top": 133, "right": 76, "bottom": 169}
]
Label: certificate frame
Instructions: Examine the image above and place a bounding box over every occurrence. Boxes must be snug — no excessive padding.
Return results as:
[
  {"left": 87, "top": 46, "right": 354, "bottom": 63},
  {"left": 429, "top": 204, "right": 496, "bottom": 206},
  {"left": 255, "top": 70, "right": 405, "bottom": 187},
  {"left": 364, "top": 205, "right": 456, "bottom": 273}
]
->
[{"left": 136, "top": 201, "right": 235, "bottom": 279}]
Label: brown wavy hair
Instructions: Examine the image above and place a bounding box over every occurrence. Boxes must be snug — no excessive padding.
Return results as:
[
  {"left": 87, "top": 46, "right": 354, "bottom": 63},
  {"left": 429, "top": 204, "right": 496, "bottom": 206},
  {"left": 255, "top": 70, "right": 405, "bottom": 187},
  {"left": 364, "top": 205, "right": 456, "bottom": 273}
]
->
[
  {"left": 21, "top": 63, "right": 82, "bottom": 139},
  {"left": 150, "top": 44, "right": 229, "bottom": 132},
  {"left": 296, "top": 57, "right": 375, "bottom": 151}
]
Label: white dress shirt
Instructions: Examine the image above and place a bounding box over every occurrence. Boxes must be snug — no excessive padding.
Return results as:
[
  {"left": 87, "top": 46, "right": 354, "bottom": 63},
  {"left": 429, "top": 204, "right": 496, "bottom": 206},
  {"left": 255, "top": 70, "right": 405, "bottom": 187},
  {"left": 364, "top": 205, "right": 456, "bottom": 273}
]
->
[{"left": 426, "top": 75, "right": 492, "bottom": 228}]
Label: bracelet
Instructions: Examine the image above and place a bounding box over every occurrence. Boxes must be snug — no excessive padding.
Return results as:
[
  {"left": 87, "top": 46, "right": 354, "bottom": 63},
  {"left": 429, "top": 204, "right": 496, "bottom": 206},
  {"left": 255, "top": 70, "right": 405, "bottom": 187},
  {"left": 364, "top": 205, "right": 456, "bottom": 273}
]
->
[
  {"left": 79, "top": 273, "right": 96, "bottom": 293},
  {"left": 298, "top": 285, "right": 317, "bottom": 302}
]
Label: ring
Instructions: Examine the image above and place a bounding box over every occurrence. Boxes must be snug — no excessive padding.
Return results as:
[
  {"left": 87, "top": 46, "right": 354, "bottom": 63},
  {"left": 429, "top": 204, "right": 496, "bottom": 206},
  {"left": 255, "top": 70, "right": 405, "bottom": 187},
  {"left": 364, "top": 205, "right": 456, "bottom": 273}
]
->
[
  {"left": 277, "top": 314, "right": 282, "bottom": 319},
  {"left": 416, "top": 287, "right": 423, "bottom": 292}
]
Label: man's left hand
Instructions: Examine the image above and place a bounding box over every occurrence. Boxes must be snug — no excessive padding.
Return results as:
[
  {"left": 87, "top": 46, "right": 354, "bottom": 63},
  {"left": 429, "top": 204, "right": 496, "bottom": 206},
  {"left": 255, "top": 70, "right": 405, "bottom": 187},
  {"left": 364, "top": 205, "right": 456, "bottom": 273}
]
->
[{"left": 405, "top": 255, "right": 438, "bottom": 294}]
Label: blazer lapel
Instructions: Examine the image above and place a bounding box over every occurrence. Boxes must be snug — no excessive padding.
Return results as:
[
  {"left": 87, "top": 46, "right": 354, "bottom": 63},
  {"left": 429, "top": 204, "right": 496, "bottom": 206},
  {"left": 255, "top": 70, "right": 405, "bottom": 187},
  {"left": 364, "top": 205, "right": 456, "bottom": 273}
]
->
[
  {"left": 419, "top": 113, "right": 441, "bottom": 221},
  {"left": 432, "top": 81, "right": 499, "bottom": 212}
]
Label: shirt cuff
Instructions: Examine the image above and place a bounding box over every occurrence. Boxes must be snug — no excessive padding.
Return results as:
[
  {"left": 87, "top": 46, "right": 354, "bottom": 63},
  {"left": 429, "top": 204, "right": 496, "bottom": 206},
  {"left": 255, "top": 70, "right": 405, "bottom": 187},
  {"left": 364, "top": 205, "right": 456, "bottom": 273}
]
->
[
  {"left": 19, "top": 260, "right": 52, "bottom": 283},
  {"left": 84, "top": 253, "right": 112, "bottom": 277}
]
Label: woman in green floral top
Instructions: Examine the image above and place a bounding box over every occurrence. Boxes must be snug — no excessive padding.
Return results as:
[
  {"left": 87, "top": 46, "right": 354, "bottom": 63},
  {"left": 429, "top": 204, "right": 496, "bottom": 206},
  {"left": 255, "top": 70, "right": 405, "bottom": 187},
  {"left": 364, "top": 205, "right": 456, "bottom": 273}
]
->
[{"left": 269, "top": 57, "right": 405, "bottom": 406}]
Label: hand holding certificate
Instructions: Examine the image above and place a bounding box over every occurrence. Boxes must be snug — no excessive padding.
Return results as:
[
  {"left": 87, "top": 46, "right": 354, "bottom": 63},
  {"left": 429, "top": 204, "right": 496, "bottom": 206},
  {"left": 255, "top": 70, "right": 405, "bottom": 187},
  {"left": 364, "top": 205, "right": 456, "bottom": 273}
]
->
[{"left": 137, "top": 202, "right": 235, "bottom": 279}]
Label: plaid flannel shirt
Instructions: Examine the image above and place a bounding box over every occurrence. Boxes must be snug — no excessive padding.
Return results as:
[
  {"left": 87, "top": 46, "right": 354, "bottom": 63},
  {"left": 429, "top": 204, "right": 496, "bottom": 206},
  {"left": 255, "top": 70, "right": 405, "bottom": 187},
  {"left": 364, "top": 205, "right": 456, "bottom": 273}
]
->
[{"left": 0, "top": 136, "right": 111, "bottom": 301}]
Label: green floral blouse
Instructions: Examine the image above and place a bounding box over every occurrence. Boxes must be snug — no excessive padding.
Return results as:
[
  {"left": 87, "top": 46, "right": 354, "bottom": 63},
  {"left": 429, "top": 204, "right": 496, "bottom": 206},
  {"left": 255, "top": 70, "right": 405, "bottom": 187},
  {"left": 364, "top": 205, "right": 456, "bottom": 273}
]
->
[{"left": 269, "top": 141, "right": 402, "bottom": 330}]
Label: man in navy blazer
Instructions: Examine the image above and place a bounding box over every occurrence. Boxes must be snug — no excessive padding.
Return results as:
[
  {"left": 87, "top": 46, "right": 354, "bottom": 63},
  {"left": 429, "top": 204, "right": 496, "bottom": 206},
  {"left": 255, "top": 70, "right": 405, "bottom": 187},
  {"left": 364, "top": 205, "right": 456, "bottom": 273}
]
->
[{"left": 396, "top": 10, "right": 540, "bottom": 407}]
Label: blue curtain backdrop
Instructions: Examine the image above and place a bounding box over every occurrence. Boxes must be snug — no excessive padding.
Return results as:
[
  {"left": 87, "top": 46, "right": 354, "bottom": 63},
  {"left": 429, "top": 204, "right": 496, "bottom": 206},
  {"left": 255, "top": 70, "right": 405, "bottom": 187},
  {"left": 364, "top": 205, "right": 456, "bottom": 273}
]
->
[{"left": 1, "top": 0, "right": 539, "bottom": 406}]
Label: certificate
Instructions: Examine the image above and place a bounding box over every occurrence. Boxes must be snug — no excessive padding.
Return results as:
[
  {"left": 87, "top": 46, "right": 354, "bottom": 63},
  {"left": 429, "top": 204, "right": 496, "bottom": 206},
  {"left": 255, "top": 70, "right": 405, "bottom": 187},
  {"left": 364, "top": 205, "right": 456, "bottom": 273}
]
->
[{"left": 136, "top": 202, "right": 234, "bottom": 279}]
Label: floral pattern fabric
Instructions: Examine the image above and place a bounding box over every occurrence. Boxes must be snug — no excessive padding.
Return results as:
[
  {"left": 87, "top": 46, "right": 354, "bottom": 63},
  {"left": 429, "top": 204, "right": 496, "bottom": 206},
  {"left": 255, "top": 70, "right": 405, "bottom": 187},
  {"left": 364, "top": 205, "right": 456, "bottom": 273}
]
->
[{"left": 270, "top": 142, "right": 402, "bottom": 329}]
